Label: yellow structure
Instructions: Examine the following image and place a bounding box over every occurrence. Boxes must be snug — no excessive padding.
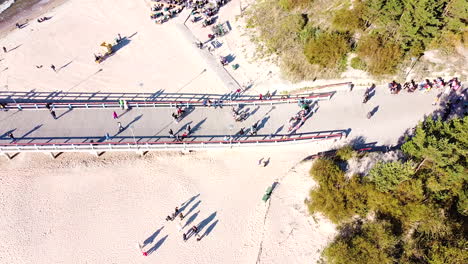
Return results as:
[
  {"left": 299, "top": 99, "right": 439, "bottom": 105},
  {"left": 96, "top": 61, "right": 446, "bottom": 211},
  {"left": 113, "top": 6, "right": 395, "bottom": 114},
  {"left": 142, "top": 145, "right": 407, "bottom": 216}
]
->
[
  {"left": 95, "top": 42, "right": 114, "bottom": 63},
  {"left": 100, "top": 42, "right": 113, "bottom": 55}
]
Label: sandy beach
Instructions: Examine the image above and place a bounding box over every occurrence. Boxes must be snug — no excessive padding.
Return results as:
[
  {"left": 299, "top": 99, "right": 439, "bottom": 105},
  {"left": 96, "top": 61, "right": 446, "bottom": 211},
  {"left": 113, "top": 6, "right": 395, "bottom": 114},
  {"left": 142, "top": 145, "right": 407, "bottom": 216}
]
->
[
  {"left": 0, "top": 144, "right": 338, "bottom": 263},
  {"left": 0, "top": 0, "right": 241, "bottom": 94}
]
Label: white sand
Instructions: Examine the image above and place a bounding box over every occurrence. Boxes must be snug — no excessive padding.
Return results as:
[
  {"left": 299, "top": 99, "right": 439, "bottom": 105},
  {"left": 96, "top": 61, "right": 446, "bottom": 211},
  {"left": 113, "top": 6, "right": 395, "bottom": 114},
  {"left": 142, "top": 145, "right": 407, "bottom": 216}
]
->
[
  {"left": 0, "top": 143, "right": 337, "bottom": 263},
  {"left": 0, "top": 0, "right": 230, "bottom": 94}
]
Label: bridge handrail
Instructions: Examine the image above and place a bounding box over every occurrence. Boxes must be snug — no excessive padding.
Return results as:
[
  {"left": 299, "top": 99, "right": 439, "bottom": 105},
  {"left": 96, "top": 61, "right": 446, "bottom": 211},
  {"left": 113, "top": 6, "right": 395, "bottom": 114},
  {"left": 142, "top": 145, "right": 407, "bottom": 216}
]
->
[{"left": 0, "top": 91, "right": 335, "bottom": 110}]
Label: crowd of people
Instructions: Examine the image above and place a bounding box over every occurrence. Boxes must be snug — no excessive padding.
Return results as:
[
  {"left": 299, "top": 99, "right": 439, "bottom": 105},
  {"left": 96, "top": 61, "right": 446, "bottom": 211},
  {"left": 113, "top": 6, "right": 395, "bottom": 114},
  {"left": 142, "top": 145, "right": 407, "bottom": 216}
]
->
[
  {"left": 287, "top": 98, "right": 314, "bottom": 132},
  {"left": 150, "top": 0, "right": 229, "bottom": 24},
  {"left": 150, "top": 2, "right": 184, "bottom": 23},
  {"left": 387, "top": 77, "right": 462, "bottom": 95},
  {"left": 361, "top": 77, "right": 466, "bottom": 119}
]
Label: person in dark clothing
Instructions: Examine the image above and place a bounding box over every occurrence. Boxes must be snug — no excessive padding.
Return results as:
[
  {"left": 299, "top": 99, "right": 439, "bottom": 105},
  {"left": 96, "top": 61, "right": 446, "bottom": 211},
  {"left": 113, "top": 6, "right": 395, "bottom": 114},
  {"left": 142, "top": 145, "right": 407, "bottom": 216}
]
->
[
  {"left": 8, "top": 132, "right": 15, "bottom": 142},
  {"left": 50, "top": 110, "right": 57, "bottom": 119}
]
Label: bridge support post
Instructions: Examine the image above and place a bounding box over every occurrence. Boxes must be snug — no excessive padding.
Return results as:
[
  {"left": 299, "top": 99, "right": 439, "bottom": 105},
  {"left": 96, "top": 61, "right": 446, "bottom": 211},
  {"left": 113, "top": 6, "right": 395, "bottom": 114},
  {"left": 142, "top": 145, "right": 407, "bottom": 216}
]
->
[{"left": 2, "top": 152, "right": 12, "bottom": 160}]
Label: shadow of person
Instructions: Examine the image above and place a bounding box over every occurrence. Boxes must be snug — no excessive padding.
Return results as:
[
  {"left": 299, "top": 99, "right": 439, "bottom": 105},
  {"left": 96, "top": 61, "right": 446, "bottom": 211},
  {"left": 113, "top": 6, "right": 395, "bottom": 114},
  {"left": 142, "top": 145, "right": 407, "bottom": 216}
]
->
[
  {"left": 197, "top": 219, "right": 218, "bottom": 241},
  {"left": 183, "top": 210, "right": 200, "bottom": 229},
  {"left": 8, "top": 44, "right": 23, "bottom": 52},
  {"left": 179, "top": 193, "right": 200, "bottom": 213},
  {"left": 56, "top": 108, "right": 72, "bottom": 119},
  {"left": 143, "top": 226, "right": 164, "bottom": 247},
  {"left": 197, "top": 212, "right": 217, "bottom": 233},
  {"left": 146, "top": 235, "right": 168, "bottom": 255},
  {"left": 190, "top": 118, "right": 207, "bottom": 134},
  {"left": 184, "top": 200, "right": 201, "bottom": 218},
  {"left": 370, "top": 105, "right": 380, "bottom": 116}
]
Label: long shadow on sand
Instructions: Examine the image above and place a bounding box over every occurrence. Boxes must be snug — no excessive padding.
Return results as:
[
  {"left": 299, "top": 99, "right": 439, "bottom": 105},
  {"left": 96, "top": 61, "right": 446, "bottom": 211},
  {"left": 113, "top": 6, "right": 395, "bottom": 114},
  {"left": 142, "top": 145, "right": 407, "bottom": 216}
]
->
[
  {"left": 184, "top": 200, "right": 201, "bottom": 218},
  {"left": 183, "top": 210, "right": 200, "bottom": 229},
  {"left": 179, "top": 194, "right": 200, "bottom": 213},
  {"left": 197, "top": 211, "right": 217, "bottom": 233},
  {"left": 198, "top": 219, "right": 218, "bottom": 241},
  {"left": 147, "top": 235, "right": 168, "bottom": 255},
  {"left": 143, "top": 226, "right": 164, "bottom": 247}
]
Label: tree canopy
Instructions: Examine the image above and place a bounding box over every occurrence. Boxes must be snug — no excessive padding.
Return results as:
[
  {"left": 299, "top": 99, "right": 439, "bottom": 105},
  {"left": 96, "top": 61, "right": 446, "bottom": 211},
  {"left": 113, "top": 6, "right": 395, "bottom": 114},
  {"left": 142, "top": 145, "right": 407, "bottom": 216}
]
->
[
  {"left": 246, "top": 0, "right": 467, "bottom": 78},
  {"left": 307, "top": 116, "right": 468, "bottom": 263}
]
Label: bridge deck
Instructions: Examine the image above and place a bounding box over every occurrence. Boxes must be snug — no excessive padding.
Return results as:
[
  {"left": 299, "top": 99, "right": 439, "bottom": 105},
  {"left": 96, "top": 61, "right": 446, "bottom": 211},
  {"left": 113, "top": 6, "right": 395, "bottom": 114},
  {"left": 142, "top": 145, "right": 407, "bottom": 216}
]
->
[{"left": 0, "top": 87, "right": 441, "bottom": 152}]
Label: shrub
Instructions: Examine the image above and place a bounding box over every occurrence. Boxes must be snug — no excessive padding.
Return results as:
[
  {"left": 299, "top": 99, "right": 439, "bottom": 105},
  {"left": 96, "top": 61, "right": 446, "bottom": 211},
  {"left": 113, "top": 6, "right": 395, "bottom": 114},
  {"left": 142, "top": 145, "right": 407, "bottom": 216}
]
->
[
  {"left": 278, "top": 0, "right": 315, "bottom": 10},
  {"left": 350, "top": 57, "right": 366, "bottom": 70},
  {"left": 367, "top": 161, "right": 414, "bottom": 193},
  {"left": 323, "top": 220, "right": 399, "bottom": 264},
  {"left": 357, "top": 34, "right": 402, "bottom": 75},
  {"left": 304, "top": 32, "right": 351, "bottom": 69},
  {"left": 332, "top": 7, "right": 365, "bottom": 32},
  {"left": 336, "top": 145, "right": 355, "bottom": 161},
  {"left": 308, "top": 159, "right": 370, "bottom": 223}
]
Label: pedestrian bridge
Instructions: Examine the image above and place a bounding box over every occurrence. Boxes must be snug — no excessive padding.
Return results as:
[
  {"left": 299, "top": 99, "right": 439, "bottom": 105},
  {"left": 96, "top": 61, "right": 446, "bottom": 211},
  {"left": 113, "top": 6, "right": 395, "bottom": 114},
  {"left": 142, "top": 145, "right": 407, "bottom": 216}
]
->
[{"left": 0, "top": 90, "right": 346, "bottom": 159}]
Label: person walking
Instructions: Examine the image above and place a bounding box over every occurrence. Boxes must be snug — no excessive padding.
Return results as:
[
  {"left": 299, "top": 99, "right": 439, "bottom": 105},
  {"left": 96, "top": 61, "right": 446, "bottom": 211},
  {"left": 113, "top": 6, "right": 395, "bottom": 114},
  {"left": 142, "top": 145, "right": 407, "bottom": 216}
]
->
[
  {"left": 172, "top": 112, "right": 179, "bottom": 123},
  {"left": 50, "top": 110, "right": 56, "bottom": 119},
  {"left": 113, "top": 111, "right": 118, "bottom": 119},
  {"left": 251, "top": 122, "right": 258, "bottom": 135},
  {"left": 186, "top": 125, "right": 191, "bottom": 135},
  {"left": 2, "top": 47, "right": 6, "bottom": 53},
  {"left": 235, "top": 88, "right": 241, "bottom": 97},
  {"left": 8, "top": 132, "right": 15, "bottom": 142},
  {"left": 169, "top": 129, "right": 174, "bottom": 138},
  {"left": 117, "top": 122, "right": 123, "bottom": 132},
  {"left": 50, "top": 64, "right": 56, "bottom": 72},
  {"left": 105, "top": 133, "right": 111, "bottom": 141}
]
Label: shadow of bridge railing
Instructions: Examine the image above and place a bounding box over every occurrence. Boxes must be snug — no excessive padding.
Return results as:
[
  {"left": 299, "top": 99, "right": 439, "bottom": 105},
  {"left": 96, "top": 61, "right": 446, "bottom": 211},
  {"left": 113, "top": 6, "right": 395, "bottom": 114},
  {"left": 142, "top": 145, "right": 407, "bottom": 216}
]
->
[{"left": 0, "top": 129, "right": 348, "bottom": 148}]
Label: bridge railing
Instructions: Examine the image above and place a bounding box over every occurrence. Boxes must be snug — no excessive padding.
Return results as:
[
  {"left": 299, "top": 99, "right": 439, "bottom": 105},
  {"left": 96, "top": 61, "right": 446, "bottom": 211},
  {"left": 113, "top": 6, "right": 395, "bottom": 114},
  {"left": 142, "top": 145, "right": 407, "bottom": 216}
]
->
[
  {"left": 0, "top": 131, "right": 345, "bottom": 153},
  {"left": 0, "top": 91, "right": 335, "bottom": 111}
]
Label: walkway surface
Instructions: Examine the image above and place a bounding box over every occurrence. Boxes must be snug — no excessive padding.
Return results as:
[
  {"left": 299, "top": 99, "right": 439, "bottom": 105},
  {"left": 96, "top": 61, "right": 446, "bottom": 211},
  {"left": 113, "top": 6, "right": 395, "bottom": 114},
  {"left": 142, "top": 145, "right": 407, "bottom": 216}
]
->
[{"left": 0, "top": 86, "right": 441, "bottom": 147}]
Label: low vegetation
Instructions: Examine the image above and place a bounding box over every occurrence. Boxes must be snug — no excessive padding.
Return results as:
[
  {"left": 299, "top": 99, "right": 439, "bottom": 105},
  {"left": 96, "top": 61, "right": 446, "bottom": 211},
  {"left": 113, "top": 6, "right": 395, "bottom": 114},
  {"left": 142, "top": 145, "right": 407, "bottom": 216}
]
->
[
  {"left": 307, "top": 116, "right": 468, "bottom": 263},
  {"left": 246, "top": 0, "right": 467, "bottom": 79}
]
